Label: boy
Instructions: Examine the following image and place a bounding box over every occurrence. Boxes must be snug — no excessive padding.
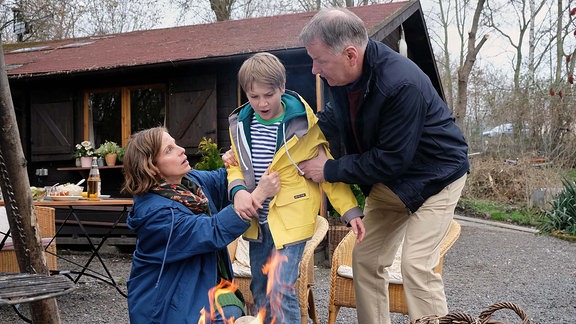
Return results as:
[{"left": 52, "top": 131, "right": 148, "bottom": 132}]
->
[{"left": 227, "top": 52, "right": 364, "bottom": 322}]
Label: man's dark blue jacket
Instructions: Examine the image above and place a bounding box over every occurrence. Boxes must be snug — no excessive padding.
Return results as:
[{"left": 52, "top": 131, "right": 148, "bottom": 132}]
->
[{"left": 319, "top": 39, "right": 469, "bottom": 212}]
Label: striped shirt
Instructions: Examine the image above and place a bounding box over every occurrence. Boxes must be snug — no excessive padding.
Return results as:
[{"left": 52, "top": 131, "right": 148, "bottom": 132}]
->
[{"left": 250, "top": 115, "right": 280, "bottom": 224}]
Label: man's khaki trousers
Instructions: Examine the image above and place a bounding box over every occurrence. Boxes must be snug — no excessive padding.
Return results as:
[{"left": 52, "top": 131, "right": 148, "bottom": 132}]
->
[{"left": 353, "top": 174, "right": 467, "bottom": 324}]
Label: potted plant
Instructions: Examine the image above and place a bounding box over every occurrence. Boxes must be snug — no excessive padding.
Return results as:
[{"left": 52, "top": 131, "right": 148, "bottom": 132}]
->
[
  {"left": 95, "top": 151, "right": 105, "bottom": 166},
  {"left": 194, "top": 137, "right": 224, "bottom": 171},
  {"left": 74, "top": 140, "right": 95, "bottom": 167},
  {"left": 117, "top": 146, "right": 125, "bottom": 164},
  {"left": 97, "top": 140, "right": 120, "bottom": 166}
]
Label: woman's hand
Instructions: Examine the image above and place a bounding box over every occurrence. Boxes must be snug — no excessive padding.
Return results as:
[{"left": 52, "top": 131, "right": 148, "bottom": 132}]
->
[
  {"left": 233, "top": 190, "right": 261, "bottom": 221},
  {"left": 233, "top": 168, "right": 280, "bottom": 220}
]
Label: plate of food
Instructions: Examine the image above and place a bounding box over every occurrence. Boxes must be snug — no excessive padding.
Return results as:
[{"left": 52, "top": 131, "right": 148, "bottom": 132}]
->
[
  {"left": 49, "top": 183, "right": 84, "bottom": 197},
  {"left": 50, "top": 196, "right": 83, "bottom": 201},
  {"left": 30, "top": 186, "right": 47, "bottom": 201}
]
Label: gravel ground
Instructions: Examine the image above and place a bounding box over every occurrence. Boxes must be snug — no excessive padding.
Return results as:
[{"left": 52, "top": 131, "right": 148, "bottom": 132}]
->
[{"left": 1, "top": 216, "right": 575, "bottom": 323}]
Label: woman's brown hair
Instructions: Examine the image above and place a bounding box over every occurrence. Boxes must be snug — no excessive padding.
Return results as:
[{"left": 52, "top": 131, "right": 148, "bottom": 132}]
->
[{"left": 121, "top": 127, "right": 166, "bottom": 196}]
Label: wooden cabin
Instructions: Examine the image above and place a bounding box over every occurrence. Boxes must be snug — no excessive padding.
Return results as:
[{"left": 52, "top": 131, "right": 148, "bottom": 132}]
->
[{"left": 2, "top": 0, "right": 441, "bottom": 198}]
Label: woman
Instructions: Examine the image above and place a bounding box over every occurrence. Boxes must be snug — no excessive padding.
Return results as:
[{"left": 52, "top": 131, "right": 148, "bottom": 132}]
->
[{"left": 122, "top": 127, "right": 280, "bottom": 323}]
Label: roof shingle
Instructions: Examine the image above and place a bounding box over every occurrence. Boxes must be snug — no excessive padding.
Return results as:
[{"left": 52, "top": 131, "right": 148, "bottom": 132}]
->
[{"left": 3, "top": 2, "right": 410, "bottom": 77}]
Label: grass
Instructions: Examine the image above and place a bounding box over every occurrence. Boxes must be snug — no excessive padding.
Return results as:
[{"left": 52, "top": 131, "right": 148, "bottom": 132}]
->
[
  {"left": 457, "top": 197, "right": 542, "bottom": 227},
  {"left": 565, "top": 169, "right": 576, "bottom": 181}
]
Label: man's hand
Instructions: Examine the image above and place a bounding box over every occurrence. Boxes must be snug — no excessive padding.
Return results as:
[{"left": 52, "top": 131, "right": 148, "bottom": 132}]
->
[
  {"left": 349, "top": 217, "right": 365, "bottom": 243},
  {"left": 298, "top": 145, "right": 328, "bottom": 183},
  {"left": 222, "top": 148, "right": 239, "bottom": 167}
]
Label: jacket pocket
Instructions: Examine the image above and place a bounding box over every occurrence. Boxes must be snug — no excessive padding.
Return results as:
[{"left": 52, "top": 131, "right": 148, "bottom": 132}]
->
[
  {"left": 274, "top": 186, "right": 310, "bottom": 207},
  {"left": 273, "top": 186, "right": 317, "bottom": 230}
]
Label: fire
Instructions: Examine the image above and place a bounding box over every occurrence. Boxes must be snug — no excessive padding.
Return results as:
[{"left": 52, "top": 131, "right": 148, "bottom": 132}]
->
[
  {"left": 198, "top": 250, "right": 289, "bottom": 324},
  {"left": 198, "top": 279, "right": 238, "bottom": 324},
  {"left": 261, "top": 250, "right": 289, "bottom": 324}
]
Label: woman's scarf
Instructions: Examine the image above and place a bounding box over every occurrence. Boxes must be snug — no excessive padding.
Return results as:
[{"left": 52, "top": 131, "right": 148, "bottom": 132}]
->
[
  {"left": 150, "top": 175, "right": 245, "bottom": 309},
  {"left": 150, "top": 177, "right": 210, "bottom": 215}
]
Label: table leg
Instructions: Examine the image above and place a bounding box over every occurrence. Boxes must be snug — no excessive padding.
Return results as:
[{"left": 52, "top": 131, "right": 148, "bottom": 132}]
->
[{"left": 45, "top": 205, "right": 129, "bottom": 297}]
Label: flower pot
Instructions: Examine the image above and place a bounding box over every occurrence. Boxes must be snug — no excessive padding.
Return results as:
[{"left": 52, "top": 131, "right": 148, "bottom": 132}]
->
[
  {"left": 75, "top": 158, "right": 81, "bottom": 167},
  {"left": 80, "top": 156, "right": 93, "bottom": 168},
  {"left": 105, "top": 153, "right": 118, "bottom": 166}
]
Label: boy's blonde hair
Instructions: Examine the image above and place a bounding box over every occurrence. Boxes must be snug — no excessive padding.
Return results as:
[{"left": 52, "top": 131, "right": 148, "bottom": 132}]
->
[{"left": 238, "top": 52, "right": 286, "bottom": 92}]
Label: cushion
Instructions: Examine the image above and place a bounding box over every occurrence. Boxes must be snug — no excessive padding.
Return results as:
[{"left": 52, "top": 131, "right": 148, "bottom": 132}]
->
[
  {"left": 1, "top": 207, "right": 11, "bottom": 247},
  {"left": 232, "top": 237, "right": 252, "bottom": 277},
  {"left": 0, "top": 207, "right": 9, "bottom": 234},
  {"left": 336, "top": 241, "right": 403, "bottom": 284},
  {"left": 0, "top": 206, "right": 52, "bottom": 251}
]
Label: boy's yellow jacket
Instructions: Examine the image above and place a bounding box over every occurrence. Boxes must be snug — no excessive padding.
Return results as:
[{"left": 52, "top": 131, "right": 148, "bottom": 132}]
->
[{"left": 227, "top": 90, "right": 363, "bottom": 249}]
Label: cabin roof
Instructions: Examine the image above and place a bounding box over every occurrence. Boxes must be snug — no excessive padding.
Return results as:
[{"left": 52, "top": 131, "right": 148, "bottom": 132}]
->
[{"left": 3, "top": 1, "right": 416, "bottom": 78}]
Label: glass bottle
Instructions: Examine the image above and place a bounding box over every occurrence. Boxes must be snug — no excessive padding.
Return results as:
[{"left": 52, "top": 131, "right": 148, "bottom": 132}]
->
[{"left": 87, "top": 156, "right": 101, "bottom": 200}]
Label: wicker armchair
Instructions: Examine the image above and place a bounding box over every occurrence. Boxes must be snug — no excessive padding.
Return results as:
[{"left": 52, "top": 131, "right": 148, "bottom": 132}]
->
[
  {"left": 327, "top": 219, "right": 461, "bottom": 324},
  {"left": 0, "top": 206, "right": 58, "bottom": 272},
  {"left": 228, "top": 215, "right": 329, "bottom": 324}
]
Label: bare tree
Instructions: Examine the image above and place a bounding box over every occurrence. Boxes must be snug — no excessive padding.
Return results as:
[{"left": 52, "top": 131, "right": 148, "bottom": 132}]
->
[
  {"left": 426, "top": 0, "right": 458, "bottom": 110},
  {"left": 425, "top": 0, "right": 491, "bottom": 128},
  {"left": 79, "top": 0, "right": 161, "bottom": 35},
  {"left": 0, "top": 0, "right": 85, "bottom": 41},
  {"left": 209, "top": 0, "right": 235, "bottom": 21},
  {"left": 543, "top": 0, "right": 576, "bottom": 167},
  {"left": 0, "top": 0, "right": 164, "bottom": 42},
  {"left": 455, "top": 0, "right": 488, "bottom": 126},
  {"left": 167, "top": 0, "right": 395, "bottom": 26},
  {"left": 485, "top": 0, "right": 550, "bottom": 91}
]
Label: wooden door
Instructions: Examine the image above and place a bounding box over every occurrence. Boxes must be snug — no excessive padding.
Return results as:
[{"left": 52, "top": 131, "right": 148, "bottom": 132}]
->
[
  {"left": 167, "top": 75, "right": 217, "bottom": 154},
  {"left": 30, "top": 101, "right": 74, "bottom": 162}
]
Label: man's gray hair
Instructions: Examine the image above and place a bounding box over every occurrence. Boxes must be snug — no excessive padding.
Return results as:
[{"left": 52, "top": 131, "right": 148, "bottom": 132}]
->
[{"left": 299, "top": 7, "right": 368, "bottom": 54}]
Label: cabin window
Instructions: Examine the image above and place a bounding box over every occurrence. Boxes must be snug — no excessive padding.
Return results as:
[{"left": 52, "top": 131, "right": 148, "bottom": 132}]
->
[{"left": 84, "top": 85, "right": 166, "bottom": 147}]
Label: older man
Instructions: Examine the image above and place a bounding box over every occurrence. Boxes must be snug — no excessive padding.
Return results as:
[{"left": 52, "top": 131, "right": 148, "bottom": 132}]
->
[{"left": 298, "top": 8, "right": 469, "bottom": 324}]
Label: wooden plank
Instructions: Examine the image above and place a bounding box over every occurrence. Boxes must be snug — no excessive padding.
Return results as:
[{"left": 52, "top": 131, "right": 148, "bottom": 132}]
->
[{"left": 0, "top": 272, "right": 75, "bottom": 305}]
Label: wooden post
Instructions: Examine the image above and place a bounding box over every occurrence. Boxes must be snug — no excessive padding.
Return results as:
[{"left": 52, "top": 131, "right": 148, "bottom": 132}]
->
[
  {"left": 315, "top": 73, "right": 327, "bottom": 218},
  {"left": 0, "top": 40, "right": 62, "bottom": 323}
]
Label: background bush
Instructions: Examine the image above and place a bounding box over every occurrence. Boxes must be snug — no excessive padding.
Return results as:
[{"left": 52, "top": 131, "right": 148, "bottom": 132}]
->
[{"left": 538, "top": 179, "right": 576, "bottom": 236}]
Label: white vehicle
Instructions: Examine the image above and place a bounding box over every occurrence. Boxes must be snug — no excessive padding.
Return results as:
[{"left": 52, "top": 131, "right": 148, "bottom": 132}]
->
[{"left": 482, "top": 123, "right": 514, "bottom": 137}]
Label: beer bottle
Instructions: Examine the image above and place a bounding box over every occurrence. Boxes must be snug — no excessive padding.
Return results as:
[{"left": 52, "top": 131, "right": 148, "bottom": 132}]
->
[{"left": 87, "top": 156, "right": 101, "bottom": 200}]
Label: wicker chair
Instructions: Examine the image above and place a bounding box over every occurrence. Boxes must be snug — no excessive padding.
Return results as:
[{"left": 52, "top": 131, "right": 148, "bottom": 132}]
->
[
  {"left": 0, "top": 206, "right": 58, "bottom": 272},
  {"left": 228, "top": 215, "right": 329, "bottom": 324},
  {"left": 327, "top": 219, "right": 461, "bottom": 324}
]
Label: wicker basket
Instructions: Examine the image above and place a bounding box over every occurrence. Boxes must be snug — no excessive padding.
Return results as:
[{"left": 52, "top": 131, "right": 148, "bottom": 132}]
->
[
  {"left": 412, "top": 302, "right": 532, "bottom": 324},
  {"left": 0, "top": 206, "right": 58, "bottom": 272},
  {"left": 328, "top": 225, "right": 350, "bottom": 263}
]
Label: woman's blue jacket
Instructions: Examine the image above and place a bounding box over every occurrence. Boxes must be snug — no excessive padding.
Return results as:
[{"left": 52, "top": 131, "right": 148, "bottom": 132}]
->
[{"left": 126, "top": 168, "right": 249, "bottom": 323}]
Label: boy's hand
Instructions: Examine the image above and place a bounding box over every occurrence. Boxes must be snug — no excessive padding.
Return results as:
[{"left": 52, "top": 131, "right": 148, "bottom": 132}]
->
[
  {"left": 222, "top": 148, "right": 239, "bottom": 167},
  {"left": 252, "top": 167, "right": 280, "bottom": 203}
]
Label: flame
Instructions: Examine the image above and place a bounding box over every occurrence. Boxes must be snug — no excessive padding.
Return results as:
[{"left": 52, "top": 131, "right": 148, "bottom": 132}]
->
[
  {"left": 261, "top": 250, "right": 289, "bottom": 324},
  {"left": 198, "top": 279, "right": 238, "bottom": 324},
  {"left": 198, "top": 308, "right": 207, "bottom": 324},
  {"left": 198, "top": 250, "right": 290, "bottom": 324}
]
